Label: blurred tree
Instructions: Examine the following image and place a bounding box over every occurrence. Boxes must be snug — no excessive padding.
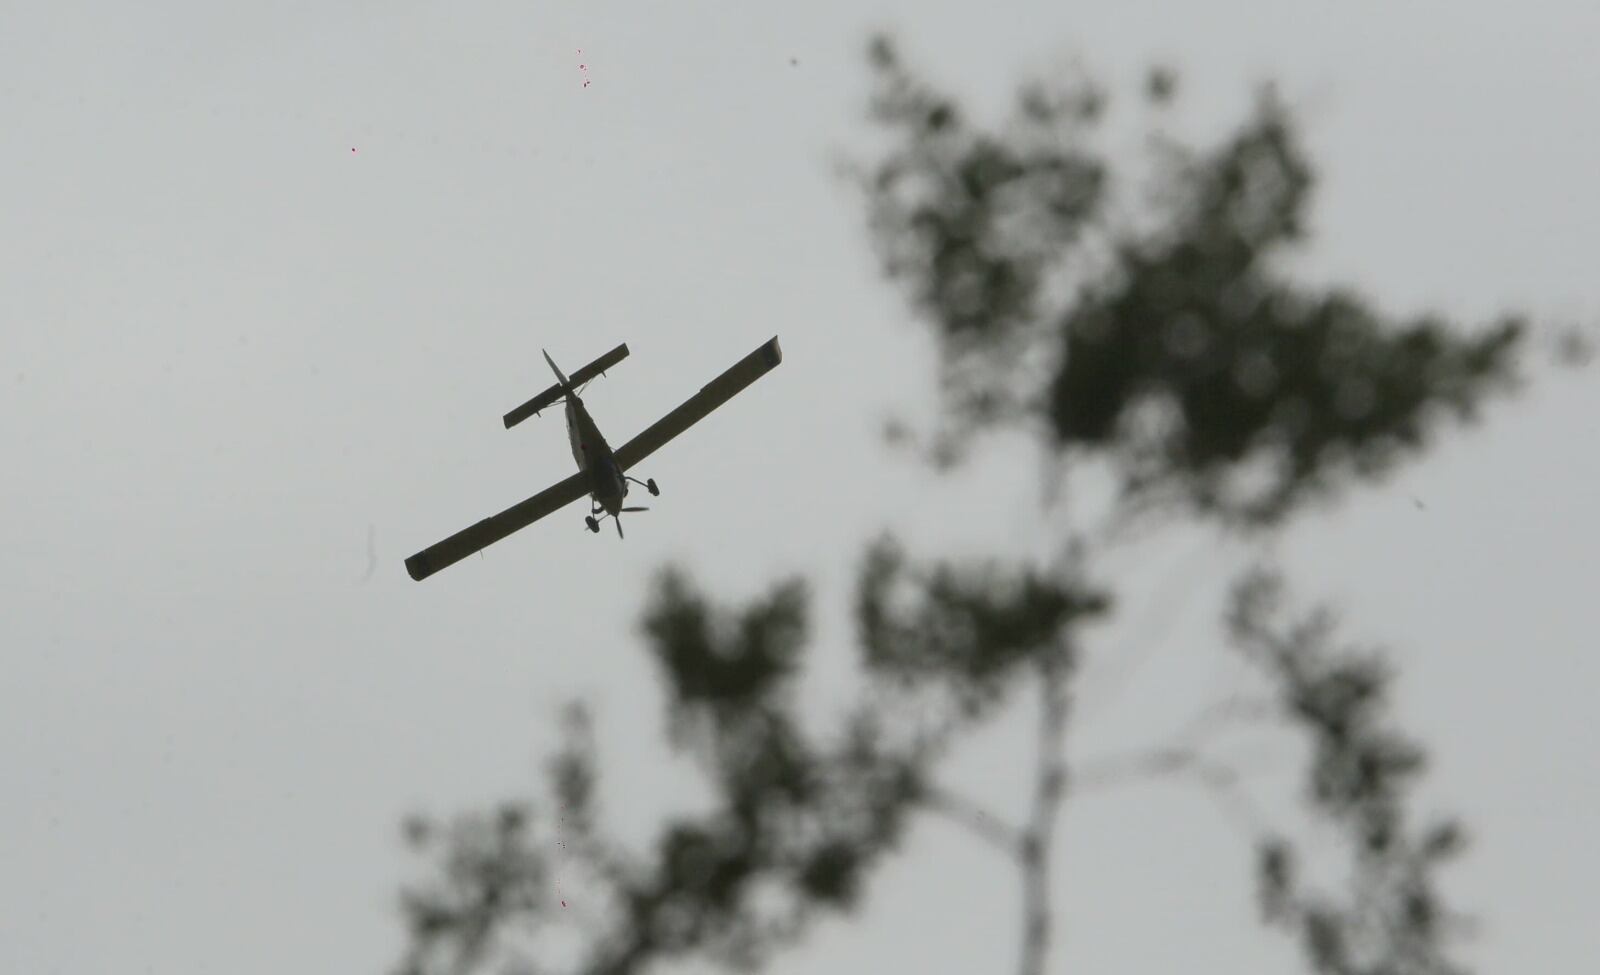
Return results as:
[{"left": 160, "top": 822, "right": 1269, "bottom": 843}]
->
[{"left": 395, "top": 34, "right": 1526, "bottom": 975}]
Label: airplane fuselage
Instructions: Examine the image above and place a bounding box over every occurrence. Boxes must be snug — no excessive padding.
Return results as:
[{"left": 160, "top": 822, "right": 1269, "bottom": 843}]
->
[{"left": 563, "top": 394, "right": 628, "bottom": 516}]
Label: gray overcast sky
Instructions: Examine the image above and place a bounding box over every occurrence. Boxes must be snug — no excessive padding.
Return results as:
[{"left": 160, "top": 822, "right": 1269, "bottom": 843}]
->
[{"left": 3, "top": 1, "right": 1596, "bottom": 972}]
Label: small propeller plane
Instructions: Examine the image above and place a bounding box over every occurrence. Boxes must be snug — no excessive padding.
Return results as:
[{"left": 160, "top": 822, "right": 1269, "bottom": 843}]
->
[{"left": 403, "top": 335, "right": 783, "bottom": 582}]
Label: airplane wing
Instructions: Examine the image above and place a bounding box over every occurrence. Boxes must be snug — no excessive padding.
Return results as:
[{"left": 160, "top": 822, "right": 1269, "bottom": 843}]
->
[
  {"left": 404, "top": 470, "right": 590, "bottom": 582},
  {"left": 612, "top": 335, "right": 783, "bottom": 473}
]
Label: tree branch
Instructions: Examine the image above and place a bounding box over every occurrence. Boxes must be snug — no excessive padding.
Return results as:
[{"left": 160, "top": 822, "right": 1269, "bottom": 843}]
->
[
  {"left": 921, "top": 784, "right": 1023, "bottom": 859},
  {"left": 1069, "top": 745, "right": 1274, "bottom": 838},
  {"left": 1173, "top": 695, "right": 1281, "bottom": 745},
  {"left": 1018, "top": 654, "right": 1070, "bottom": 975},
  {"left": 1073, "top": 746, "right": 1235, "bottom": 790}
]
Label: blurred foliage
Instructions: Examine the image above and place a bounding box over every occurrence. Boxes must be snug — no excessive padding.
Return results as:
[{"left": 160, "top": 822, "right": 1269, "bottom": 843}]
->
[
  {"left": 400, "top": 555, "right": 1102, "bottom": 975},
  {"left": 397, "top": 32, "right": 1529, "bottom": 975},
  {"left": 857, "top": 534, "right": 1109, "bottom": 723},
  {"left": 1231, "top": 570, "right": 1471, "bottom": 975},
  {"left": 860, "top": 37, "right": 1523, "bottom": 526}
]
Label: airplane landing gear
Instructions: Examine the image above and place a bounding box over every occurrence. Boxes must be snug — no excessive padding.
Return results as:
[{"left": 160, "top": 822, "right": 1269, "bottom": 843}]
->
[
  {"left": 627, "top": 475, "right": 660, "bottom": 497},
  {"left": 585, "top": 515, "right": 600, "bottom": 533}
]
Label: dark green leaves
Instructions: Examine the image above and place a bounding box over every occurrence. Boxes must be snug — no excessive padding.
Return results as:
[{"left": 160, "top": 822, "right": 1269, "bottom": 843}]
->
[
  {"left": 400, "top": 570, "right": 932, "bottom": 975},
  {"left": 641, "top": 568, "right": 808, "bottom": 727},
  {"left": 856, "top": 535, "right": 1108, "bottom": 720},
  {"left": 858, "top": 41, "right": 1525, "bottom": 526},
  {"left": 1229, "top": 570, "right": 1472, "bottom": 975},
  {"left": 397, "top": 802, "right": 550, "bottom": 975},
  {"left": 860, "top": 35, "right": 1107, "bottom": 443}
]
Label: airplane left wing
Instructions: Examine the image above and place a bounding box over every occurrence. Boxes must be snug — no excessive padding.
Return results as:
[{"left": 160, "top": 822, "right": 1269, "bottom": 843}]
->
[
  {"left": 405, "top": 471, "right": 589, "bottom": 582},
  {"left": 612, "top": 336, "right": 782, "bottom": 473}
]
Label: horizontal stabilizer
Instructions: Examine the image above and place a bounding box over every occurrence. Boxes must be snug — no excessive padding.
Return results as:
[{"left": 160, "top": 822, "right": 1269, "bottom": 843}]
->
[{"left": 503, "top": 342, "right": 630, "bottom": 429}]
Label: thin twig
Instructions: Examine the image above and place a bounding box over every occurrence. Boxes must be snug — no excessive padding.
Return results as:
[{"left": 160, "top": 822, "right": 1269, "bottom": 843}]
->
[
  {"left": 1071, "top": 746, "right": 1202, "bottom": 790},
  {"left": 921, "top": 784, "right": 1023, "bottom": 858},
  {"left": 1076, "top": 531, "right": 1219, "bottom": 727},
  {"left": 1173, "top": 695, "right": 1281, "bottom": 745},
  {"left": 1069, "top": 745, "right": 1275, "bottom": 838}
]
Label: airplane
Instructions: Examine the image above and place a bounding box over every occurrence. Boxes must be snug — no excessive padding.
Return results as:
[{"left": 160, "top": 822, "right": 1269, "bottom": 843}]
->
[{"left": 403, "top": 335, "right": 783, "bottom": 582}]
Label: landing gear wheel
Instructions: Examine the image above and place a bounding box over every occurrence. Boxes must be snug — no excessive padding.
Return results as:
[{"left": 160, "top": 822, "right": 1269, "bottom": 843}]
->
[
  {"left": 585, "top": 516, "right": 600, "bottom": 533},
  {"left": 646, "top": 478, "right": 659, "bottom": 497}
]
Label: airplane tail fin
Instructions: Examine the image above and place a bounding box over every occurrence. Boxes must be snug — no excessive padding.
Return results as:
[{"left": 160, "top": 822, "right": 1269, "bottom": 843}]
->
[{"left": 542, "top": 349, "right": 574, "bottom": 394}]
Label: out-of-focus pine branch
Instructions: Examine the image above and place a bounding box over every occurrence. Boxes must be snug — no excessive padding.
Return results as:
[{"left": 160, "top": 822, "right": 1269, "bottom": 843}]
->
[{"left": 1231, "top": 569, "right": 1474, "bottom": 975}]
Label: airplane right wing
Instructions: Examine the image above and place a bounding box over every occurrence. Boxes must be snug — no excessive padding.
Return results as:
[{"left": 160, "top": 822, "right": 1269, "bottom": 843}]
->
[
  {"left": 612, "top": 336, "right": 782, "bottom": 473},
  {"left": 404, "top": 470, "right": 590, "bottom": 582}
]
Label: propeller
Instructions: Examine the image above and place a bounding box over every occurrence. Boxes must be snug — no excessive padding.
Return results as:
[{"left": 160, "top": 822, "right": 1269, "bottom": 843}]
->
[{"left": 615, "top": 506, "right": 649, "bottom": 539}]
